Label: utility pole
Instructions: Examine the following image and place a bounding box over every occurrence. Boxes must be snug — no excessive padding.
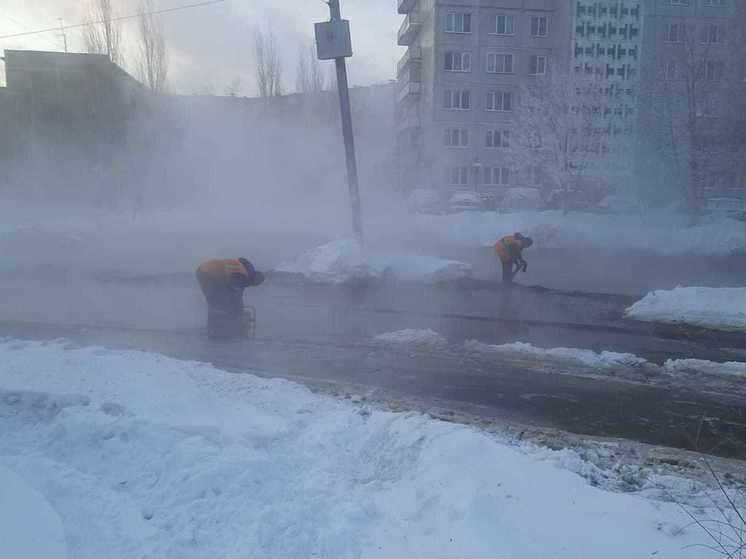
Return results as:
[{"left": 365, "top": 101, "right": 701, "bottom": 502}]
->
[
  {"left": 58, "top": 19, "right": 68, "bottom": 53},
  {"left": 316, "top": 0, "right": 363, "bottom": 243}
]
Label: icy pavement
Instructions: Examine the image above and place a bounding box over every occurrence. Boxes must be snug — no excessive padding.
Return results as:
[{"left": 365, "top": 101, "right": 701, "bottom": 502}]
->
[
  {"left": 0, "top": 338, "right": 731, "bottom": 559},
  {"left": 626, "top": 286, "right": 746, "bottom": 333}
]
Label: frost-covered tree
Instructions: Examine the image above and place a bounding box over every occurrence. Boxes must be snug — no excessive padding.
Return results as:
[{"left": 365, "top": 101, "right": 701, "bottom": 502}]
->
[
  {"left": 639, "top": 15, "right": 745, "bottom": 221},
  {"left": 508, "top": 70, "right": 602, "bottom": 214}
]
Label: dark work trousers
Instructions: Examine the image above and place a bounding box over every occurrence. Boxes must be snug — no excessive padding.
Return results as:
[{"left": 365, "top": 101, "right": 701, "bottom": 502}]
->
[
  {"left": 196, "top": 270, "right": 247, "bottom": 339},
  {"left": 501, "top": 261, "right": 514, "bottom": 285}
]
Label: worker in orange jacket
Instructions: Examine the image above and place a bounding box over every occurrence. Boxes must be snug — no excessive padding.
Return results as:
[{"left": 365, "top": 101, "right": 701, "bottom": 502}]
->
[
  {"left": 196, "top": 258, "right": 265, "bottom": 316},
  {"left": 495, "top": 233, "right": 533, "bottom": 285}
]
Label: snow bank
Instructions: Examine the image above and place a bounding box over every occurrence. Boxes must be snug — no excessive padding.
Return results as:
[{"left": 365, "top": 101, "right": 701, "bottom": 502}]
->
[
  {"left": 465, "top": 340, "right": 648, "bottom": 369},
  {"left": 276, "top": 239, "right": 471, "bottom": 285},
  {"left": 372, "top": 329, "right": 446, "bottom": 347},
  {"left": 626, "top": 286, "right": 746, "bottom": 333},
  {"left": 0, "top": 339, "right": 713, "bottom": 558},
  {"left": 665, "top": 358, "right": 746, "bottom": 380},
  {"left": 0, "top": 464, "right": 67, "bottom": 559}
]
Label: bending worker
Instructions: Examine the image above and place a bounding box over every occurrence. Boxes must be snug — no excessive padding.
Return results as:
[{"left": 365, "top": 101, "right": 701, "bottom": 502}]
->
[
  {"left": 495, "top": 233, "right": 533, "bottom": 285},
  {"left": 196, "top": 258, "right": 265, "bottom": 336}
]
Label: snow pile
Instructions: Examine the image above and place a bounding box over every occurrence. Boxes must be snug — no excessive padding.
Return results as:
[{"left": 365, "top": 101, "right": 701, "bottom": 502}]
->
[
  {"left": 0, "top": 464, "right": 67, "bottom": 559},
  {"left": 275, "top": 239, "right": 384, "bottom": 285},
  {"left": 465, "top": 340, "right": 648, "bottom": 369},
  {"left": 626, "top": 286, "right": 746, "bottom": 333},
  {"left": 277, "top": 239, "right": 471, "bottom": 285},
  {"left": 373, "top": 329, "right": 447, "bottom": 348},
  {"left": 665, "top": 359, "right": 746, "bottom": 380},
  {"left": 0, "top": 339, "right": 711, "bottom": 558}
]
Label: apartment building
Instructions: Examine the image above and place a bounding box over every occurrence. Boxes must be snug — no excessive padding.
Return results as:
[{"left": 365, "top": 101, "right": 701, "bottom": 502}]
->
[
  {"left": 396, "top": 0, "right": 571, "bottom": 197},
  {"left": 397, "top": 0, "right": 743, "bottom": 202},
  {"left": 636, "top": 0, "right": 742, "bottom": 202},
  {"left": 570, "top": 1, "right": 643, "bottom": 183}
]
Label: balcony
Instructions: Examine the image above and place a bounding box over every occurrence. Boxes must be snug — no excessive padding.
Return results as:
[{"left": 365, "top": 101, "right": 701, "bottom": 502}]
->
[
  {"left": 398, "top": 14, "right": 423, "bottom": 46},
  {"left": 397, "top": 46, "right": 422, "bottom": 77},
  {"left": 398, "top": 82, "right": 422, "bottom": 104},
  {"left": 398, "top": 0, "right": 417, "bottom": 14}
]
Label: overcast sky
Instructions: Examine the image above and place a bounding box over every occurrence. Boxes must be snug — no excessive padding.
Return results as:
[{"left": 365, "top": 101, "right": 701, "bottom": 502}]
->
[{"left": 1, "top": 0, "right": 402, "bottom": 94}]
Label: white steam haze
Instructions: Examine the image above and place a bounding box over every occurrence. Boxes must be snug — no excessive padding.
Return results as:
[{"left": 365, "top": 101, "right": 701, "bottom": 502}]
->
[{"left": 1, "top": 0, "right": 400, "bottom": 93}]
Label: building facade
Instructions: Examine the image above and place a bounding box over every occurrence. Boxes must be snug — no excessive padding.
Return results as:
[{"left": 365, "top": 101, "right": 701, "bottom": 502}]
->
[
  {"left": 396, "top": 0, "right": 571, "bottom": 199},
  {"left": 397, "top": 0, "right": 744, "bottom": 204},
  {"left": 636, "top": 0, "right": 743, "bottom": 204}
]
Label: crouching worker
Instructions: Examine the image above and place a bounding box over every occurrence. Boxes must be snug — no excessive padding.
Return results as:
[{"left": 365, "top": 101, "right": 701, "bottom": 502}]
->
[
  {"left": 196, "top": 258, "right": 265, "bottom": 338},
  {"left": 495, "top": 233, "right": 533, "bottom": 285}
]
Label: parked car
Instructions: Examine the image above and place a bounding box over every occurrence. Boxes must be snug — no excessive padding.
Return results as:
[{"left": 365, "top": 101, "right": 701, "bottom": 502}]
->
[
  {"left": 407, "top": 188, "right": 443, "bottom": 214},
  {"left": 501, "top": 187, "right": 542, "bottom": 212},
  {"left": 545, "top": 188, "right": 594, "bottom": 212},
  {"left": 595, "top": 194, "right": 639, "bottom": 215},
  {"left": 449, "top": 191, "right": 482, "bottom": 213},
  {"left": 705, "top": 197, "right": 746, "bottom": 221}
]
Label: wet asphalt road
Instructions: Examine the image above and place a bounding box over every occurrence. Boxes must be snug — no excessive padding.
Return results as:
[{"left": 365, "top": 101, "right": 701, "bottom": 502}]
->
[{"left": 1, "top": 273, "right": 745, "bottom": 459}]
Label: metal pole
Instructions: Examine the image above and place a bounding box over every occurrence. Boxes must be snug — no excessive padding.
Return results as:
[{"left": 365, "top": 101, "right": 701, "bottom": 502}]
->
[{"left": 328, "top": 0, "right": 363, "bottom": 243}]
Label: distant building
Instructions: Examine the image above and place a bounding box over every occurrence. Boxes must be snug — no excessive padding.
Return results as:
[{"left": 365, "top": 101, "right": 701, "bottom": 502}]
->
[
  {"left": 395, "top": 0, "right": 572, "bottom": 197},
  {"left": 396, "top": 0, "right": 744, "bottom": 204},
  {"left": 0, "top": 50, "right": 147, "bottom": 199},
  {"left": 636, "top": 0, "right": 743, "bottom": 203}
]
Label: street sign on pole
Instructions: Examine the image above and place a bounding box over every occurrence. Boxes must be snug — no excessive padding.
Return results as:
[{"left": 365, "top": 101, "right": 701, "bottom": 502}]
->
[
  {"left": 314, "top": 19, "right": 352, "bottom": 60},
  {"left": 316, "top": 0, "right": 363, "bottom": 244}
]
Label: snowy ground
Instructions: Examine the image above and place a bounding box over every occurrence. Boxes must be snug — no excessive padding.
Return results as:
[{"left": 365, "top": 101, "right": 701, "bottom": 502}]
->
[
  {"left": 626, "top": 286, "right": 746, "bottom": 333},
  {"left": 0, "top": 338, "right": 735, "bottom": 558}
]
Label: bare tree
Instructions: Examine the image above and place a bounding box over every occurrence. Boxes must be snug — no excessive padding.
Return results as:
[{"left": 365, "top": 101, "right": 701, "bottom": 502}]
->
[
  {"left": 640, "top": 17, "right": 742, "bottom": 222},
  {"left": 83, "top": 0, "right": 122, "bottom": 66},
  {"left": 137, "top": 0, "right": 168, "bottom": 93},
  {"left": 508, "top": 71, "right": 602, "bottom": 214},
  {"left": 254, "top": 28, "right": 283, "bottom": 97},
  {"left": 224, "top": 77, "right": 244, "bottom": 97},
  {"left": 295, "top": 40, "right": 325, "bottom": 94}
]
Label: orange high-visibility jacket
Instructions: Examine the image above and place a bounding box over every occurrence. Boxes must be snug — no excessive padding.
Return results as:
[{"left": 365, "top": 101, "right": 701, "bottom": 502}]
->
[
  {"left": 197, "top": 259, "right": 250, "bottom": 287},
  {"left": 495, "top": 236, "right": 523, "bottom": 264}
]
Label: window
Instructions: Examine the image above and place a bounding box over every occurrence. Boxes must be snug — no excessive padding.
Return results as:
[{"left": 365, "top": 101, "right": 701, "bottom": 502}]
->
[
  {"left": 486, "top": 90, "right": 513, "bottom": 111},
  {"left": 665, "top": 23, "right": 686, "bottom": 43},
  {"left": 529, "top": 55, "right": 547, "bottom": 76},
  {"left": 445, "top": 51, "right": 472, "bottom": 72},
  {"left": 486, "top": 129, "right": 509, "bottom": 148},
  {"left": 664, "top": 60, "right": 677, "bottom": 80},
  {"left": 487, "top": 53, "right": 514, "bottom": 74},
  {"left": 705, "top": 60, "right": 724, "bottom": 81},
  {"left": 700, "top": 23, "right": 722, "bottom": 44},
  {"left": 445, "top": 12, "right": 471, "bottom": 33},
  {"left": 444, "top": 128, "right": 470, "bottom": 147},
  {"left": 669, "top": 0, "right": 689, "bottom": 5},
  {"left": 704, "top": 0, "right": 725, "bottom": 6},
  {"left": 444, "top": 89, "right": 471, "bottom": 110},
  {"left": 483, "top": 166, "right": 510, "bottom": 186},
  {"left": 446, "top": 166, "right": 469, "bottom": 186},
  {"left": 530, "top": 16, "right": 548, "bottom": 37},
  {"left": 527, "top": 165, "right": 542, "bottom": 187},
  {"left": 491, "top": 14, "right": 516, "bottom": 35}
]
